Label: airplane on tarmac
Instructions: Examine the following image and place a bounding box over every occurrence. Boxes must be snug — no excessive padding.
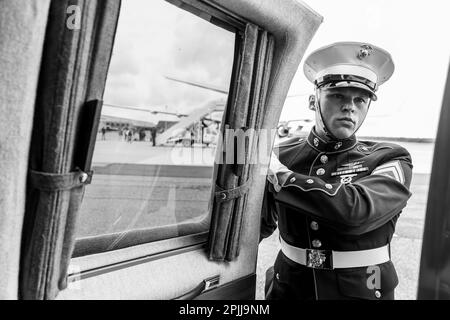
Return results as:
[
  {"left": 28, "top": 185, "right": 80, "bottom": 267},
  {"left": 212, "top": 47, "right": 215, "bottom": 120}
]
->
[
  {"left": 99, "top": 100, "right": 224, "bottom": 146},
  {"left": 97, "top": 74, "right": 228, "bottom": 147},
  {"left": 276, "top": 118, "right": 314, "bottom": 139}
]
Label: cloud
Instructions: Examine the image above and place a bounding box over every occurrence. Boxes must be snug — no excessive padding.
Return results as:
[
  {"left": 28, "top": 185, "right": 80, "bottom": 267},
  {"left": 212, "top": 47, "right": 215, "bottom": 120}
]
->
[{"left": 104, "top": 0, "right": 234, "bottom": 114}]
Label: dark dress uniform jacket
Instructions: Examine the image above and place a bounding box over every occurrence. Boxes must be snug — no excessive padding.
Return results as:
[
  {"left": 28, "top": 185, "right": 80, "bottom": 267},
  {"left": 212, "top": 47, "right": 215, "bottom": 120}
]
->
[{"left": 260, "top": 129, "right": 413, "bottom": 300}]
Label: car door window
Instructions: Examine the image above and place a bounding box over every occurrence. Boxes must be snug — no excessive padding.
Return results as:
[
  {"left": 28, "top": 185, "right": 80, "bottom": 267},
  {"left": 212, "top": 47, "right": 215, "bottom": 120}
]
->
[{"left": 74, "top": 0, "right": 235, "bottom": 256}]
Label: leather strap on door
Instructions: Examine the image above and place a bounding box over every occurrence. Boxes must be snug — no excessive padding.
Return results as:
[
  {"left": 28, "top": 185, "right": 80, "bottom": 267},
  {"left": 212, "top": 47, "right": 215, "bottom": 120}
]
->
[
  {"left": 214, "top": 178, "right": 252, "bottom": 203},
  {"left": 29, "top": 168, "right": 93, "bottom": 192}
]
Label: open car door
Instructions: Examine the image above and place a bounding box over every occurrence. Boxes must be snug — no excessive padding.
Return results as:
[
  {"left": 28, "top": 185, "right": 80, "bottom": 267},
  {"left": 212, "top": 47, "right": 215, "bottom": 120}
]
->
[
  {"left": 418, "top": 62, "right": 450, "bottom": 300},
  {"left": 2, "top": 0, "right": 322, "bottom": 300}
]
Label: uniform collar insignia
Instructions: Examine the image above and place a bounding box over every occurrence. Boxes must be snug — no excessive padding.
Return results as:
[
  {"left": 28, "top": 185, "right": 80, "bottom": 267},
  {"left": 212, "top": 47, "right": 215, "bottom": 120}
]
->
[{"left": 307, "top": 128, "right": 357, "bottom": 153}]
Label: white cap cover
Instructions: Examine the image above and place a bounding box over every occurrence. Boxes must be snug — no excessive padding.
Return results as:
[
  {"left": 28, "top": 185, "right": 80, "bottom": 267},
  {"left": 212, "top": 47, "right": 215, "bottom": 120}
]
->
[{"left": 304, "top": 42, "right": 395, "bottom": 100}]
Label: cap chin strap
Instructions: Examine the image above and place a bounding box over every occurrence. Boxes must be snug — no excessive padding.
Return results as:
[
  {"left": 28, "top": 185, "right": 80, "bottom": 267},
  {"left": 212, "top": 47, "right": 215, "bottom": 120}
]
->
[
  {"left": 314, "top": 89, "right": 371, "bottom": 141},
  {"left": 314, "top": 90, "right": 338, "bottom": 141}
]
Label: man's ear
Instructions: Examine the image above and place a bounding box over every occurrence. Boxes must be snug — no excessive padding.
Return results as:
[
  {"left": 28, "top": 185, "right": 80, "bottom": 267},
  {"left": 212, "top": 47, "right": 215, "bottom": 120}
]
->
[{"left": 308, "top": 95, "right": 316, "bottom": 111}]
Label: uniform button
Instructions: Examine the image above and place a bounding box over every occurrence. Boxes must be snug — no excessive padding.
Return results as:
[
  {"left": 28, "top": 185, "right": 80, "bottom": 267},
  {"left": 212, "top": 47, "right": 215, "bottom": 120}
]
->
[
  {"left": 312, "top": 239, "right": 322, "bottom": 248},
  {"left": 325, "top": 184, "right": 333, "bottom": 189},
  {"left": 290, "top": 177, "right": 296, "bottom": 183},
  {"left": 316, "top": 168, "right": 325, "bottom": 176},
  {"left": 313, "top": 138, "right": 319, "bottom": 147},
  {"left": 276, "top": 273, "right": 280, "bottom": 280},
  {"left": 375, "top": 290, "right": 382, "bottom": 299},
  {"left": 310, "top": 221, "right": 319, "bottom": 231},
  {"left": 307, "top": 179, "right": 314, "bottom": 184},
  {"left": 320, "top": 155, "right": 328, "bottom": 164}
]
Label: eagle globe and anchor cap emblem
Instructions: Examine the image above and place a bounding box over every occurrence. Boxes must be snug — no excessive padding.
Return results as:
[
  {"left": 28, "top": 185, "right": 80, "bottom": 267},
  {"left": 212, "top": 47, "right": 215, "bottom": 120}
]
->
[{"left": 357, "top": 44, "right": 373, "bottom": 60}]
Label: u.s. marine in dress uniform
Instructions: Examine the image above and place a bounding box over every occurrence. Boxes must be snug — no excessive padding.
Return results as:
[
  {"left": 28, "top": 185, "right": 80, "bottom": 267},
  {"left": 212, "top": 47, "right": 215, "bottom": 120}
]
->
[{"left": 260, "top": 42, "right": 413, "bottom": 300}]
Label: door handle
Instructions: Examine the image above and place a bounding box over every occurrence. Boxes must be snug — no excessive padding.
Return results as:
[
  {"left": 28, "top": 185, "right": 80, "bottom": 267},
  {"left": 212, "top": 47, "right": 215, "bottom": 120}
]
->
[{"left": 174, "top": 275, "right": 220, "bottom": 300}]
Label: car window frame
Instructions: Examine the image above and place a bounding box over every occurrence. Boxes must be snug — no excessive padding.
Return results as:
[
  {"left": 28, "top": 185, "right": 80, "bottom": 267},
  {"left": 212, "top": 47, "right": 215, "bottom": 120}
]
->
[{"left": 71, "top": 0, "right": 247, "bottom": 259}]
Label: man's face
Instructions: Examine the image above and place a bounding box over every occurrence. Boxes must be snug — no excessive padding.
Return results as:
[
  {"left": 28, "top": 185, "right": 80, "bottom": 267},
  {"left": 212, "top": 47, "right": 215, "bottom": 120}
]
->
[{"left": 316, "top": 87, "right": 371, "bottom": 139}]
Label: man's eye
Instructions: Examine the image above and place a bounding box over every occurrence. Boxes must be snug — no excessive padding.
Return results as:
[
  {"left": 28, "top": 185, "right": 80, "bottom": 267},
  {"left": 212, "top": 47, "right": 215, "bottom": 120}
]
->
[
  {"left": 332, "top": 94, "right": 343, "bottom": 99},
  {"left": 355, "top": 97, "right": 366, "bottom": 104}
]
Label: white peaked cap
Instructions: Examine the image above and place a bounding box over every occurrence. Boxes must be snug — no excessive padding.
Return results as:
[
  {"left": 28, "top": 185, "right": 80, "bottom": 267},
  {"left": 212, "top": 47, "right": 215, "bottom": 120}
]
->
[{"left": 304, "top": 42, "right": 395, "bottom": 100}]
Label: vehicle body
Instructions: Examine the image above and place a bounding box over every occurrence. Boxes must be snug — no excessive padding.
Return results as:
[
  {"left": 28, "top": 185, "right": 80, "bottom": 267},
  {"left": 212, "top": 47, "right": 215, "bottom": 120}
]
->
[
  {"left": 1, "top": 0, "right": 449, "bottom": 301},
  {"left": 0, "top": 0, "right": 322, "bottom": 300}
]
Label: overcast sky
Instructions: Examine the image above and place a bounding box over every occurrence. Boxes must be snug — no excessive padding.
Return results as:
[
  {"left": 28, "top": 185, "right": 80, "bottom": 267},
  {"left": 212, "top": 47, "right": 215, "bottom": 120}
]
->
[
  {"left": 103, "top": 0, "right": 234, "bottom": 116},
  {"left": 104, "top": 0, "right": 450, "bottom": 138}
]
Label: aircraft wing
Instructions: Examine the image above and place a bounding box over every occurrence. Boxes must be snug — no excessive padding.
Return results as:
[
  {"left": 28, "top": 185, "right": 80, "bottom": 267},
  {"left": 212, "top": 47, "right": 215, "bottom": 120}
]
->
[
  {"left": 101, "top": 105, "right": 180, "bottom": 128},
  {"left": 101, "top": 114, "right": 157, "bottom": 128}
]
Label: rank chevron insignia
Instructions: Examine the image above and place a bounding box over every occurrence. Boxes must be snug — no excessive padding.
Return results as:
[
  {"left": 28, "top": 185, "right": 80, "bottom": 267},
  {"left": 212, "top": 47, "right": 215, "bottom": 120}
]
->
[{"left": 371, "top": 160, "right": 405, "bottom": 184}]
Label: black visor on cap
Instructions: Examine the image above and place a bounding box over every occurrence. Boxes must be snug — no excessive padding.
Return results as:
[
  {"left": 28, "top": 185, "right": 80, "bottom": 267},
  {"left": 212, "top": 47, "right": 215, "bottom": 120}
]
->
[{"left": 315, "top": 74, "right": 378, "bottom": 101}]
